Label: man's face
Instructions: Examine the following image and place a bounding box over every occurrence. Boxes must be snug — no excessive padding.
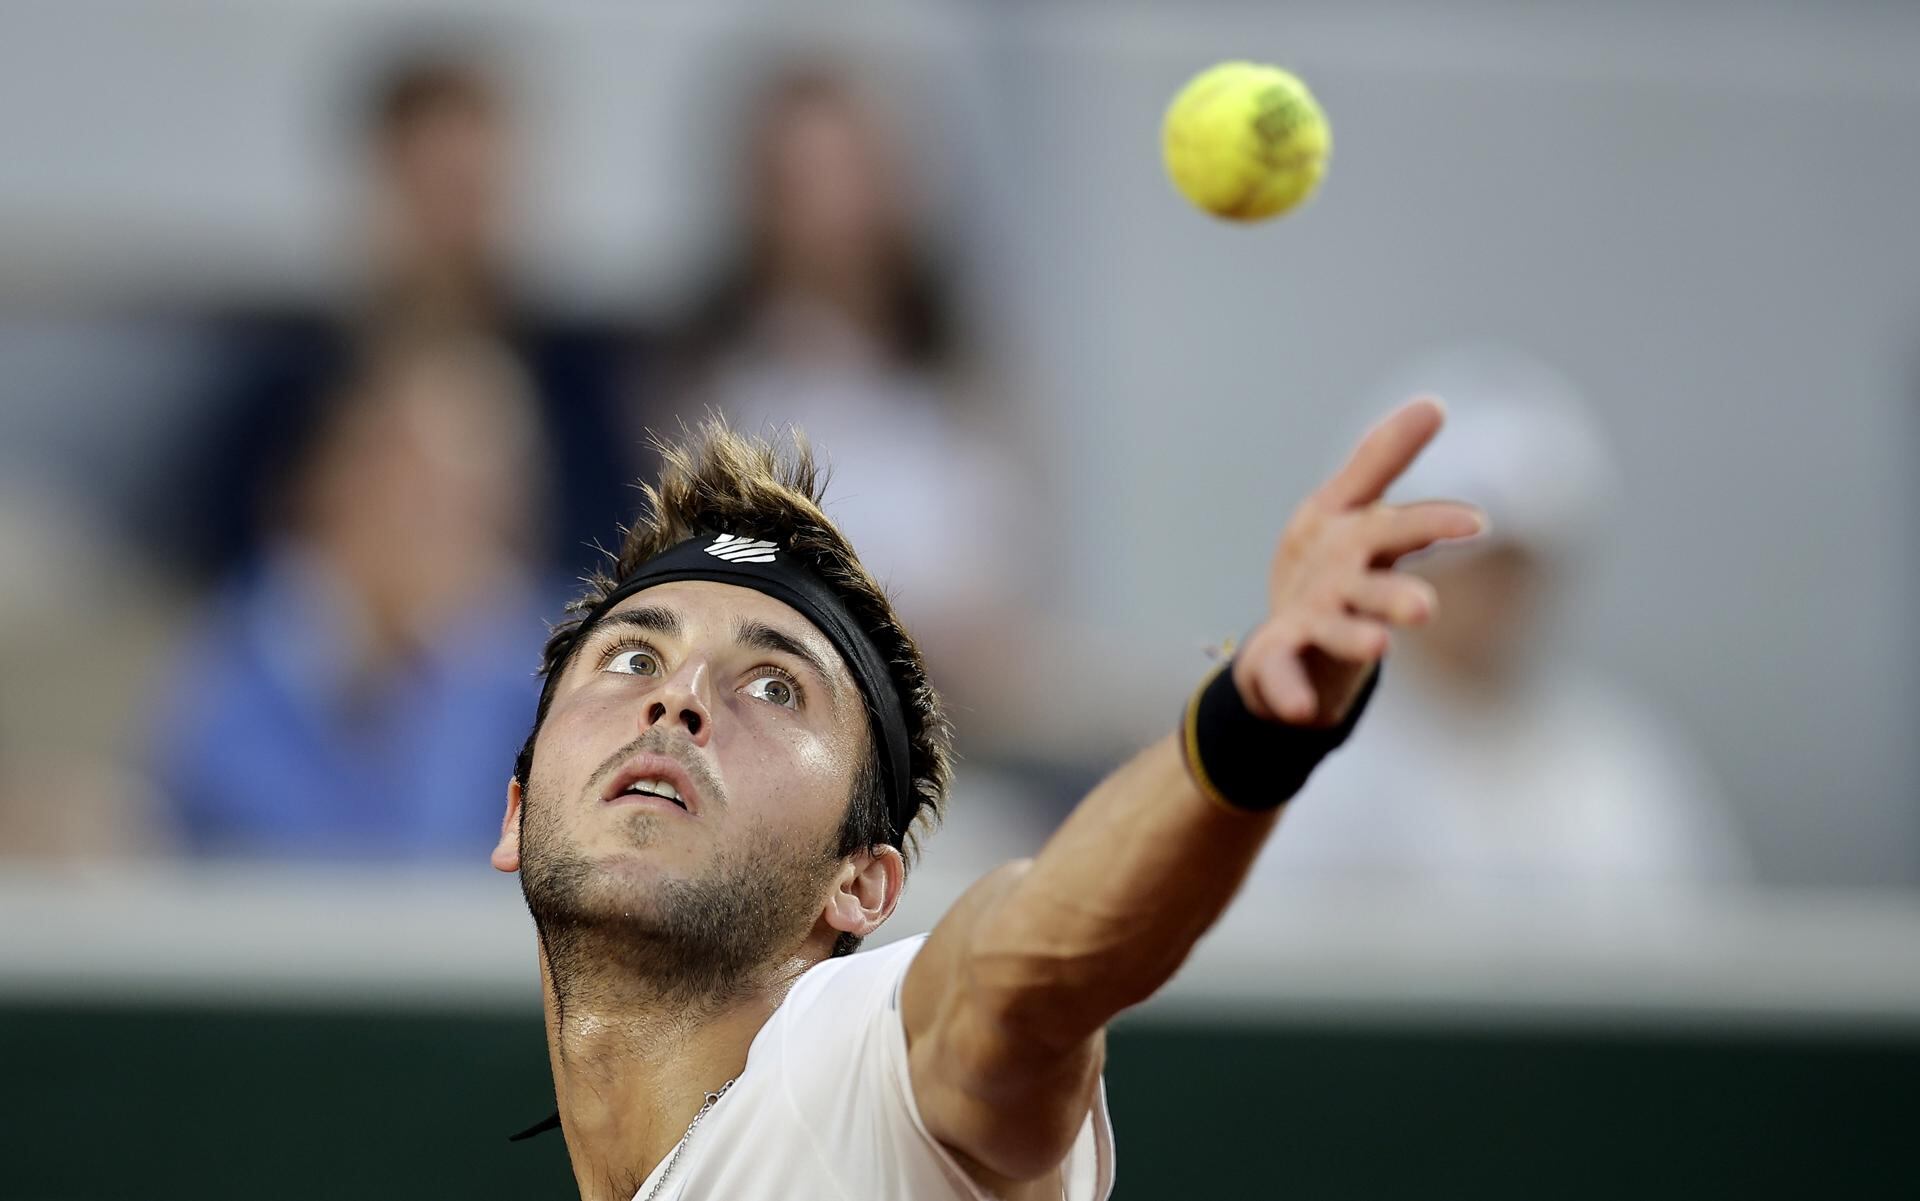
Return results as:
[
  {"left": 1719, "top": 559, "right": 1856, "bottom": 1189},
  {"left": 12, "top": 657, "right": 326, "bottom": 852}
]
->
[
  {"left": 1409, "top": 541, "right": 1548, "bottom": 683},
  {"left": 764, "top": 96, "right": 900, "bottom": 281},
  {"left": 384, "top": 96, "right": 508, "bottom": 263},
  {"left": 497, "top": 581, "right": 875, "bottom": 979}
]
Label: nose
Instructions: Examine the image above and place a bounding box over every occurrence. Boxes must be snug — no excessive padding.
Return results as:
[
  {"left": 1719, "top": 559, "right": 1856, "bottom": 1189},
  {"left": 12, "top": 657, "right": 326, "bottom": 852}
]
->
[{"left": 643, "top": 659, "right": 713, "bottom": 746}]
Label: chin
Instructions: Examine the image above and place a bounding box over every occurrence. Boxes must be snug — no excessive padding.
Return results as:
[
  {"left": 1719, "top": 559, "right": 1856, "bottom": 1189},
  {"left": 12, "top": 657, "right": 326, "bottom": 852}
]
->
[
  {"left": 586, "top": 839, "right": 681, "bottom": 881},
  {"left": 579, "top": 838, "right": 707, "bottom": 903},
  {"left": 548, "top": 860, "right": 673, "bottom": 930}
]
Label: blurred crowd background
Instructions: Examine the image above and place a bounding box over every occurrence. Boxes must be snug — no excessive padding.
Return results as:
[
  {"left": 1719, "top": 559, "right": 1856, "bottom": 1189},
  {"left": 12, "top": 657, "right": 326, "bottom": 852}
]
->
[
  {"left": 3, "top": 0, "right": 1915, "bottom": 892},
  {"left": 5, "top": 2, "right": 1919, "bottom": 1196}
]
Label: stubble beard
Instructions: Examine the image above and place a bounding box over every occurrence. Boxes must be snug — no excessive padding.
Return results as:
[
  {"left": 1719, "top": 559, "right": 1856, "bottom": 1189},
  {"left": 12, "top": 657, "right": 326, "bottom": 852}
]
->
[{"left": 519, "top": 778, "right": 841, "bottom": 1014}]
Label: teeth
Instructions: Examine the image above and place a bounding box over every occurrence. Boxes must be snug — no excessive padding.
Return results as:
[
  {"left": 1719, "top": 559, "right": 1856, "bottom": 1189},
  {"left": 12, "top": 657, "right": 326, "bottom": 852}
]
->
[{"left": 626, "top": 778, "right": 681, "bottom": 803}]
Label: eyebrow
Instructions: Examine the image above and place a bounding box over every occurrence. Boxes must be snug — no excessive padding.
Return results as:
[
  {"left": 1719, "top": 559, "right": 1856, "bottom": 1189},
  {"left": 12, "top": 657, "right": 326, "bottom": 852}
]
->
[
  {"left": 735, "top": 618, "right": 845, "bottom": 703},
  {"left": 591, "top": 606, "right": 683, "bottom": 641}
]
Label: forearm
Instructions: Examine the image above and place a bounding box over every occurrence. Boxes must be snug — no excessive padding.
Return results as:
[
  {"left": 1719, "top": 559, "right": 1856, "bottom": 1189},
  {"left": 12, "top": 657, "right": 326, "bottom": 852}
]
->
[
  {"left": 962, "top": 732, "right": 1278, "bottom": 1052},
  {"left": 905, "top": 730, "right": 1282, "bottom": 1182}
]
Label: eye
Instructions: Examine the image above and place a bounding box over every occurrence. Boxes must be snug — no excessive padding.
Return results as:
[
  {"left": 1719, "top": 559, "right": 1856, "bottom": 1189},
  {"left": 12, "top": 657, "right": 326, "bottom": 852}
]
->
[
  {"left": 743, "top": 673, "right": 799, "bottom": 709},
  {"left": 604, "top": 647, "right": 662, "bottom": 676}
]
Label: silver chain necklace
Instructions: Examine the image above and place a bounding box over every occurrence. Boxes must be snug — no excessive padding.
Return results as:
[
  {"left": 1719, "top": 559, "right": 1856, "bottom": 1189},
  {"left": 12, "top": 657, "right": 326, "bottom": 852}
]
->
[{"left": 638, "top": 1078, "right": 737, "bottom": 1201}]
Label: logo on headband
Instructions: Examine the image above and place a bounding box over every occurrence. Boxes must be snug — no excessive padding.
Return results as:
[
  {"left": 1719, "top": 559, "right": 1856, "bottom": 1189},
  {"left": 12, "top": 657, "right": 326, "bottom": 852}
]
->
[{"left": 704, "top": 533, "right": 779, "bottom": 564}]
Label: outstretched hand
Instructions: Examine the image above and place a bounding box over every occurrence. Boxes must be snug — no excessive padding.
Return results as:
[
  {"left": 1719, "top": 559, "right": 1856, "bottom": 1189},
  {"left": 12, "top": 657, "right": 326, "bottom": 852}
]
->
[
  {"left": 1233, "top": 397, "right": 1485, "bottom": 727},
  {"left": 905, "top": 403, "right": 1486, "bottom": 1192}
]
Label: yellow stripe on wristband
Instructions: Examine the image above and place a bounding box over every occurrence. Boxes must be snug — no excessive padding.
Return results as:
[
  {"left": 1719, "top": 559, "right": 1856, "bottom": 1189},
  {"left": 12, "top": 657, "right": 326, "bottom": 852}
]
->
[{"left": 1180, "top": 662, "right": 1255, "bottom": 817}]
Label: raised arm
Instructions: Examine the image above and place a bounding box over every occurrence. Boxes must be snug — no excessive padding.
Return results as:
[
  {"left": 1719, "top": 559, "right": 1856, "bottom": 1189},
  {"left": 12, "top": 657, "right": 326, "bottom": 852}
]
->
[{"left": 901, "top": 398, "right": 1484, "bottom": 1186}]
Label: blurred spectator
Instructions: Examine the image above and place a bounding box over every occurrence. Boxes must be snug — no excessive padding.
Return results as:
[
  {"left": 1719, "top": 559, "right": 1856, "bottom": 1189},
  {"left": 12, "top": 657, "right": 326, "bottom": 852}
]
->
[
  {"left": 155, "top": 45, "right": 642, "bottom": 584},
  {"left": 0, "top": 324, "right": 218, "bottom": 858},
  {"left": 668, "top": 66, "right": 1040, "bottom": 750},
  {"left": 359, "top": 53, "right": 514, "bottom": 330},
  {"left": 1259, "top": 346, "right": 1749, "bottom": 893},
  {"left": 152, "top": 330, "right": 548, "bottom": 858},
  {"left": 0, "top": 485, "right": 181, "bottom": 858}
]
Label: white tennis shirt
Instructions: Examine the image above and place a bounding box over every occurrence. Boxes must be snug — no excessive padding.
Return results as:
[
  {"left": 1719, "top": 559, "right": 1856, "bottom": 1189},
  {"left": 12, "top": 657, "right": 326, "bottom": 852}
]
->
[{"left": 628, "top": 934, "right": 1117, "bottom": 1200}]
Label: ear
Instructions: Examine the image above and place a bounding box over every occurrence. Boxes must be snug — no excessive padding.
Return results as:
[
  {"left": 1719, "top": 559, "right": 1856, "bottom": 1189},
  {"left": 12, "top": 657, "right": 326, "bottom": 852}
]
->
[
  {"left": 822, "top": 845, "right": 905, "bottom": 942},
  {"left": 491, "top": 777, "right": 523, "bottom": 873}
]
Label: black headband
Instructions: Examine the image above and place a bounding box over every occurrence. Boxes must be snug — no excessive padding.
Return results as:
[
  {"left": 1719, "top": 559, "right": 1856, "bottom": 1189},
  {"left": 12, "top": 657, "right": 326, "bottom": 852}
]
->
[{"left": 567, "top": 532, "right": 916, "bottom": 841}]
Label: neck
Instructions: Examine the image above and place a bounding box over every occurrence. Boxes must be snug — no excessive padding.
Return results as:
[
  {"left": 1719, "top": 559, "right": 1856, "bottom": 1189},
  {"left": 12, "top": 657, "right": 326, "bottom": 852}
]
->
[
  {"left": 364, "top": 218, "right": 502, "bottom": 328},
  {"left": 538, "top": 930, "right": 816, "bottom": 1201}
]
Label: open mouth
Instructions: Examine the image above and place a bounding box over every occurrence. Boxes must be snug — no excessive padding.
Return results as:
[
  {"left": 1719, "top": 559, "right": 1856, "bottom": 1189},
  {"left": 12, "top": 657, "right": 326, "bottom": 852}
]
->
[
  {"left": 602, "top": 753, "right": 703, "bottom": 816},
  {"left": 616, "top": 778, "right": 687, "bottom": 811}
]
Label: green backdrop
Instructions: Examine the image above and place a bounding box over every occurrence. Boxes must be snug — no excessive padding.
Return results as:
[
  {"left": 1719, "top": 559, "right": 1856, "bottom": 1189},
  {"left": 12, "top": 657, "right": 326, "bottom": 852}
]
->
[{"left": 6, "top": 1002, "right": 1915, "bottom": 1199}]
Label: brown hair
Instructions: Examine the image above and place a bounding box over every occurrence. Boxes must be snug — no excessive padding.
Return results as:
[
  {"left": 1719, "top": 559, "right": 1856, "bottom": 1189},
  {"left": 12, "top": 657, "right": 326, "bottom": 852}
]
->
[
  {"left": 367, "top": 54, "right": 498, "bottom": 143},
  {"left": 680, "top": 66, "right": 958, "bottom": 373},
  {"left": 512, "top": 418, "right": 953, "bottom": 868}
]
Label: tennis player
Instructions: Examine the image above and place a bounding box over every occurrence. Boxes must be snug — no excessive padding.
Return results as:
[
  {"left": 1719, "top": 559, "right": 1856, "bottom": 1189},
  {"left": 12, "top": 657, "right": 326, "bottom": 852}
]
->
[{"left": 494, "top": 398, "right": 1482, "bottom": 1200}]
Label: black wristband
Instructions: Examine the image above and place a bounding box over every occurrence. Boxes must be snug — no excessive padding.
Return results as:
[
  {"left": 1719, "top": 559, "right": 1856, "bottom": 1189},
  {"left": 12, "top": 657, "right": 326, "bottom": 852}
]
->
[{"left": 1179, "top": 657, "right": 1379, "bottom": 812}]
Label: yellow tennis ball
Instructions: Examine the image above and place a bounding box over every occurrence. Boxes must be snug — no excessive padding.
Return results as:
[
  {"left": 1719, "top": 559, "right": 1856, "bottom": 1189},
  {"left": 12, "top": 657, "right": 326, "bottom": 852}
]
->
[{"left": 1162, "top": 61, "right": 1330, "bottom": 222}]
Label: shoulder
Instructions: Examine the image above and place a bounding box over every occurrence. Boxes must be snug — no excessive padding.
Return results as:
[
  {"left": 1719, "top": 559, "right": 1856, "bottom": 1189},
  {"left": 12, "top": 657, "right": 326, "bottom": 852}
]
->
[
  {"left": 737, "top": 936, "right": 985, "bottom": 1198},
  {"left": 753, "top": 934, "right": 1114, "bottom": 1201},
  {"left": 772, "top": 935, "right": 927, "bottom": 1049}
]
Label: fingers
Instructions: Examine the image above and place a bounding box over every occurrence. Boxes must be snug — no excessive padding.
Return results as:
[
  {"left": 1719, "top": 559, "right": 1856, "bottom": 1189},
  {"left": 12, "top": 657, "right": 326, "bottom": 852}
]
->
[
  {"left": 1237, "top": 642, "right": 1316, "bottom": 724},
  {"left": 1248, "top": 398, "right": 1480, "bottom": 727},
  {"left": 1240, "top": 606, "right": 1395, "bottom": 726},
  {"left": 1310, "top": 613, "right": 1390, "bottom": 662},
  {"left": 1313, "top": 396, "right": 1447, "bottom": 512},
  {"left": 1365, "top": 500, "right": 1487, "bottom": 563},
  {"left": 1344, "top": 571, "right": 1437, "bottom": 626}
]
